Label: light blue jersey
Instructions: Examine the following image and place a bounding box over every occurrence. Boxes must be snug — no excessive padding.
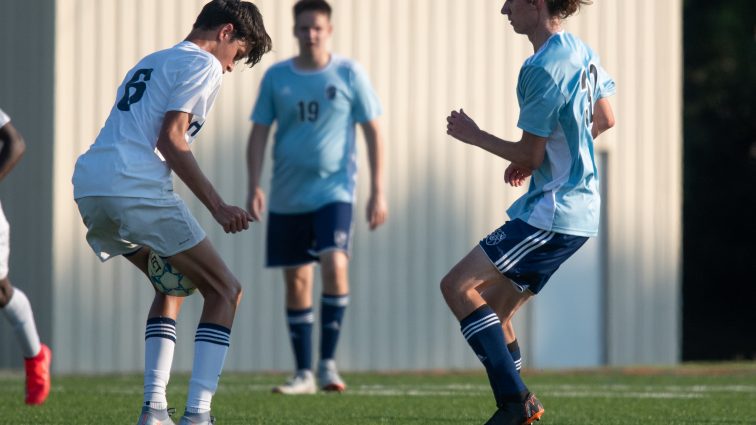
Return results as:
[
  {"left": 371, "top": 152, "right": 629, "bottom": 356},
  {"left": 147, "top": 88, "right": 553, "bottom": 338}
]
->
[
  {"left": 251, "top": 55, "right": 382, "bottom": 213},
  {"left": 507, "top": 32, "right": 616, "bottom": 237}
]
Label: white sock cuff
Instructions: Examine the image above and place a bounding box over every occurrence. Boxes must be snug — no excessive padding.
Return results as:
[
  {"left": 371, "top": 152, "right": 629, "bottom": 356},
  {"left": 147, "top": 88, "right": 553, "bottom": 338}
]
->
[{"left": 1, "top": 288, "right": 41, "bottom": 358}]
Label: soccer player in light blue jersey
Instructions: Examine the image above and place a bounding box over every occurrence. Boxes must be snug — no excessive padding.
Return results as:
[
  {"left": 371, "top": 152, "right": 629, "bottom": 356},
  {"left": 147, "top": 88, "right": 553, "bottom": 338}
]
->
[
  {"left": 246, "top": 0, "right": 387, "bottom": 395},
  {"left": 442, "top": 0, "right": 616, "bottom": 423}
]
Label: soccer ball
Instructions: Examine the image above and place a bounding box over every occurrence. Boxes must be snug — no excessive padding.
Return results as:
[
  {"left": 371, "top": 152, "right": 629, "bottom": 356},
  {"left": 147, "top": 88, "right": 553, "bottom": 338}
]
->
[{"left": 147, "top": 251, "right": 197, "bottom": 297}]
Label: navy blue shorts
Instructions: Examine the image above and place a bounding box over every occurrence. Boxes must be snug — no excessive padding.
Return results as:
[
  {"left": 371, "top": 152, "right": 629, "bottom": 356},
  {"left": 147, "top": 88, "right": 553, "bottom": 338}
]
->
[
  {"left": 266, "top": 202, "right": 353, "bottom": 268},
  {"left": 478, "top": 219, "right": 589, "bottom": 294}
]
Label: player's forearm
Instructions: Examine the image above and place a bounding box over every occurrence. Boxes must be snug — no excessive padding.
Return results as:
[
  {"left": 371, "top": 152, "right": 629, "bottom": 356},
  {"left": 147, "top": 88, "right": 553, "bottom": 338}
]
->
[
  {"left": 0, "top": 128, "right": 26, "bottom": 181},
  {"left": 158, "top": 137, "right": 224, "bottom": 214},
  {"left": 473, "top": 131, "right": 544, "bottom": 170},
  {"left": 362, "top": 122, "right": 385, "bottom": 194},
  {"left": 592, "top": 98, "right": 616, "bottom": 140},
  {"left": 246, "top": 131, "right": 268, "bottom": 191}
]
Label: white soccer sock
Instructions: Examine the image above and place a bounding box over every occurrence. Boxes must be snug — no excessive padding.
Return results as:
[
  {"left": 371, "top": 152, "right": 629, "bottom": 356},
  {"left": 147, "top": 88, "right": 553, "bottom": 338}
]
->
[
  {"left": 143, "top": 317, "right": 177, "bottom": 410},
  {"left": 1, "top": 288, "right": 41, "bottom": 358},
  {"left": 186, "top": 323, "right": 231, "bottom": 414}
]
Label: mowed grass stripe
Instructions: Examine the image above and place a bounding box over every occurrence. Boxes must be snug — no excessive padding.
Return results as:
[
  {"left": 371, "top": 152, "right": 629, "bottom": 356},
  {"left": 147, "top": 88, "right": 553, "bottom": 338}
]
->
[{"left": 0, "top": 364, "right": 753, "bottom": 424}]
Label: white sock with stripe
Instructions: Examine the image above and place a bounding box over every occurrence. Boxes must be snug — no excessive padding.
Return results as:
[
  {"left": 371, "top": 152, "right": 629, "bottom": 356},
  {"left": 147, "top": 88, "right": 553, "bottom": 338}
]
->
[
  {"left": 143, "top": 317, "right": 177, "bottom": 410},
  {"left": 186, "top": 323, "right": 231, "bottom": 414}
]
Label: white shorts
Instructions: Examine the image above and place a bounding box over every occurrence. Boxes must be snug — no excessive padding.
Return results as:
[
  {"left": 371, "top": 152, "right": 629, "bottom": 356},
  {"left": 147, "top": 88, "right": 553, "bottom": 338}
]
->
[
  {"left": 75, "top": 194, "right": 206, "bottom": 261},
  {"left": 0, "top": 201, "right": 9, "bottom": 279}
]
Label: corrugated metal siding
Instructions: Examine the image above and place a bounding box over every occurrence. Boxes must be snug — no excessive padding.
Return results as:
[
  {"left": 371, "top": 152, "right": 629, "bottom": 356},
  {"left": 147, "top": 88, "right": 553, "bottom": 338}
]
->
[
  {"left": 46, "top": 0, "right": 683, "bottom": 372},
  {"left": 0, "top": 0, "right": 55, "bottom": 369}
]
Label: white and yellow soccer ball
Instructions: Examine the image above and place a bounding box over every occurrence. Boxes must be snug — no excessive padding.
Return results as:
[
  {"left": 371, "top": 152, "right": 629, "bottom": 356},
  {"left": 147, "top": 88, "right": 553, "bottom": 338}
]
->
[{"left": 147, "top": 251, "right": 197, "bottom": 297}]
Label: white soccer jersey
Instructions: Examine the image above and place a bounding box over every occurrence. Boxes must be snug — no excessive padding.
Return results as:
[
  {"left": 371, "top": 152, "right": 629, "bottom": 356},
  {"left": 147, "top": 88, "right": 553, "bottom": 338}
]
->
[
  {"left": 72, "top": 41, "right": 223, "bottom": 199},
  {"left": 0, "top": 109, "right": 10, "bottom": 278},
  {"left": 0, "top": 200, "right": 8, "bottom": 279},
  {"left": 0, "top": 108, "right": 10, "bottom": 128}
]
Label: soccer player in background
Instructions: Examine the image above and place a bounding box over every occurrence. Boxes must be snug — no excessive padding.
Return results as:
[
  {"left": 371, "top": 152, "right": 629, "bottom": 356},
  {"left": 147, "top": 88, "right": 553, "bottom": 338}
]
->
[
  {"left": 246, "top": 0, "right": 387, "bottom": 394},
  {"left": 0, "top": 107, "right": 52, "bottom": 406},
  {"left": 71, "top": 1, "right": 271, "bottom": 424},
  {"left": 442, "top": 0, "right": 616, "bottom": 423}
]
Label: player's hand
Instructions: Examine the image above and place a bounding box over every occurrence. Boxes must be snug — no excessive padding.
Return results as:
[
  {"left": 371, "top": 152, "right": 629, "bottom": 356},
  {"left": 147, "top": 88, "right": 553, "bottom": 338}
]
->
[
  {"left": 504, "top": 163, "right": 532, "bottom": 187},
  {"left": 366, "top": 192, "right": 388, "bottom": 231},
  {"left": 247, "top": 187, "right": 266, "bottom": 222},
  {"left": 213, "top": 203, "right": 254, "bottom": 234},
  {"left": 446, "top": 108, "right": 481, "bottom": 145}
]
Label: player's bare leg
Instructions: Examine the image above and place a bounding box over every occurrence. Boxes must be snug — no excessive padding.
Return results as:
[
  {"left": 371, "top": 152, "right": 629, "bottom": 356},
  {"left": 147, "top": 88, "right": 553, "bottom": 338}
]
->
[
  {"left": 168, "top": 239, "right": 242, "bottom": 327},
  {"left": 273, "top": 265, "right": 317, "bottom": 394},
  {"left": 441, "top": 247, "right": 531, "bottom": 320},
  {"left": 480, "top": 281, "right": 531, "bottom": 373},
  {"left": 318, "top": 251, "right": 349, "bottom": 392},
  {"left": 0, "top": 277, "right": 51, "bottom": 405},
  {"left": 284, "top": 265, "right": 314, "bottom": 309},
  {"left": 441, "top": 246, "right": 542, "bottom": 423}
]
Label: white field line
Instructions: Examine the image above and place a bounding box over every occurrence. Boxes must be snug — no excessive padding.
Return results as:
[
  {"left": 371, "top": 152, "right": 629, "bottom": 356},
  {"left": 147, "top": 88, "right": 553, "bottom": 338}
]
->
[{"left": 339, "top": 383, "right": 756, "bottom": 399}]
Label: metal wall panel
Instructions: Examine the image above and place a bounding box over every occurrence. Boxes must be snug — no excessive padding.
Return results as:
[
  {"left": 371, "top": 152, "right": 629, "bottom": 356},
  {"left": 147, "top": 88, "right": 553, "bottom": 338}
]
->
[
  {"left": 43, "top": 0, "right": 684, "bottom": 372},
  {"left": 0, "top": 0, "right": 55, "bottom": 369}
]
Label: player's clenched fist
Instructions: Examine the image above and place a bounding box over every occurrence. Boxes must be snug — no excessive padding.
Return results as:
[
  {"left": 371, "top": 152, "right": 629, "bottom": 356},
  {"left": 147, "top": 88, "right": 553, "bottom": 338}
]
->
[
  {"left": 213, "top": 203, "right": 254, "bottom": 234},
  {"left": 446, "top": 108, "right": 481, "bottom": 145}
]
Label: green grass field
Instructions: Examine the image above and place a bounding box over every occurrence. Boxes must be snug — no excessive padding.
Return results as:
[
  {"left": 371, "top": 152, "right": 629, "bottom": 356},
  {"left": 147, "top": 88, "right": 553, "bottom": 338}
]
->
[{"left": 1, "top": 363, "right": 754, "bottom": 424}]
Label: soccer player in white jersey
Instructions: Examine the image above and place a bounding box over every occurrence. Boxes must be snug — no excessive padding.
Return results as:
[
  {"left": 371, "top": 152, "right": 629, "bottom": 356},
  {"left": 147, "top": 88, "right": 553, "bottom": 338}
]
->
[
  {"left": 246, "top": 0, "right": 387, "bottom": 394},
  {"left": 71, "top": 1, "right": 271, "bottom": 424},
  {"left": 0, "top": 108, "right": 52, "bottom": 406},
  {"left": 442, "top": 0, "right": 616, "bottom": 423}
]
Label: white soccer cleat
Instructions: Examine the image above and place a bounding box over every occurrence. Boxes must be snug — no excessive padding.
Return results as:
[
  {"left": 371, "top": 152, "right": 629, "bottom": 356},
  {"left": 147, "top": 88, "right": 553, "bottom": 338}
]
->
[
  {"left": 272, "top": 369, "right": 317, "bottom": 395},
  {"left": 136, "top": 406, "right": 176, "bottom": 425},
  {"left": 177, "top": 410, "right": 215, "bottom": 425},
  {"left": 317, "top": 359, "right": 346, "bottom": 393}
]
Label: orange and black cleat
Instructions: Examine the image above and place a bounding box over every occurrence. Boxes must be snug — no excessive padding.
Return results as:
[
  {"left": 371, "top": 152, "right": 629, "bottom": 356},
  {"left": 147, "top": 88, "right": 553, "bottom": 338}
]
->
[
  {"left": 24, "top": 343, "right": 51, "bottom": 405},
  {"left": 484, "top": 392, "right": 544, "bottom": 425}
]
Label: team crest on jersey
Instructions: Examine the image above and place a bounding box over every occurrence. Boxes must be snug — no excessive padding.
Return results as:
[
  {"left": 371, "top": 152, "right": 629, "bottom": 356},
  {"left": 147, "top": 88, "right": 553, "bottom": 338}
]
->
[
  {"left": 334, "top": 230, "right": 348, "bottom": 248},
  {"left": 325, "top": 85, "right": 337, "bottom": 100},
  {"left": 484, "top": 229, "right": 507, "bottom": 246}
]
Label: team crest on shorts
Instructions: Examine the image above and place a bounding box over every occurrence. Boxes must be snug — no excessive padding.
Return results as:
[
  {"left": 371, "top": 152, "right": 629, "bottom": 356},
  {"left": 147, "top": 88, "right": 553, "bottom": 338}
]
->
[
  {"left": 484, "top": 229, "right": 507, "bottom": 245},
  {"left": 325, "top": 85, "right": 337, "bottom": 100},
  {"left": 334, "top": 230, "right": 348, "bottom": 248}
]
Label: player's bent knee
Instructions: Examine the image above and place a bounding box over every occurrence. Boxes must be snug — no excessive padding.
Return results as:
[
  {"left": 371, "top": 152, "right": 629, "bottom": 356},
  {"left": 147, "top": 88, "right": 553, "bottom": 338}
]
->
[
  {"left": 439, "top": 273, "right": 460, "bottom": 300},
  {"left": 217, "top": 277, "right": 242, "bottom": 305}
]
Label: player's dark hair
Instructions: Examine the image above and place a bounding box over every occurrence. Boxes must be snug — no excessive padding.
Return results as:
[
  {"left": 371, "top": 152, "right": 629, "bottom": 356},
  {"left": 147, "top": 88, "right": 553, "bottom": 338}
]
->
[
  {"left": 194, "top": 0, "right": 272, "bottom": 67},
  {"left": 545, "top": 0, "right": 592, "bottom": 19},
  {"left": 293, "top": 0, "right": 332, "bottom": 20}
]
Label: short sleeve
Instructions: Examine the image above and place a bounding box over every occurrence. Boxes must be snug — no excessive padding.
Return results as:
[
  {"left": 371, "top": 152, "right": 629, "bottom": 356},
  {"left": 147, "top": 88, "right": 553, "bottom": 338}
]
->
[
  {"left": 0, "top": 108, "right": 10, "bottom": 128},
  {"left": 251, "top": 69, "right": 275, "bottom": 125},
  {"left": 349, "top": 62, "right": 382, "bottom": 123},
  {"left": 516, "top": 65, "right": 565, "bottom": 138},
  {"left": 167, "top": 57, "right": 222, "bottom": 120},
  {"left": 596, "top": 64, "right": 616, "bottom": 100}
]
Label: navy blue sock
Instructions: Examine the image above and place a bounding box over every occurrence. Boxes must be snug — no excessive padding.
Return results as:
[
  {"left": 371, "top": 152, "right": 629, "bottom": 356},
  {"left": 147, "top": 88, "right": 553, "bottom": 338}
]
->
[
  {"left": 320, "top": 294, "right": 348, "bottom": 361},
  {"left": 461, "top": 305, "right": 528, "bottom": 406},
  {"left": 507, "top": 339, "right": 522, "bottom": 373},
  {"left": 287, "top": 308, "right": 313, "bottom": 371}
]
